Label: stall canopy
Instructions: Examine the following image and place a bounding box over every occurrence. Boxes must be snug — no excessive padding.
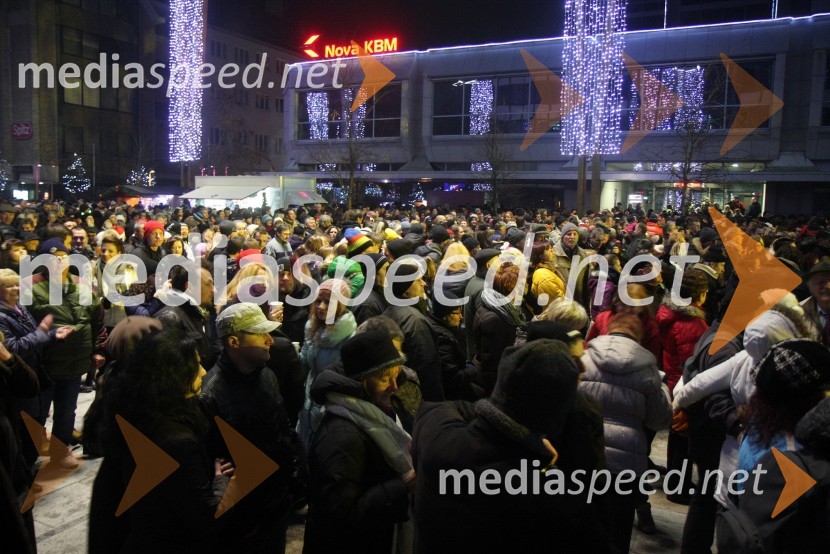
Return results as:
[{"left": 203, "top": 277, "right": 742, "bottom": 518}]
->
[
  {"left": 285, "top": 190, "right": 328, "bottom": 205},
  {"left": 179, "top": 184, "right": 268, "bottom": 200}
]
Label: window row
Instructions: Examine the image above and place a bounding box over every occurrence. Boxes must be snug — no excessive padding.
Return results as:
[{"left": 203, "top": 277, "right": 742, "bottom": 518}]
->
[
  {"left": 208, "top": 128, "right": 284, "bottom": 154},
  {"left": 63, "top": 78, "right": 133, "bottom": 112},
  {"left": 61, "top": 0, "right": 117, "bottom": 16},
  {"left": 295, "top": 84, "right": 402, "bottom": 140},
  {"left": 62, "top": 126, "right": 133, "bottom": 157}
]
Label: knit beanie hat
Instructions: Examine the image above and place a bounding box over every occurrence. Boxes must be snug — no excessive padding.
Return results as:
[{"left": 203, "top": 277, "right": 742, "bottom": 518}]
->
[
  {"left": 390, "top": 261, "right": 422, "bottom": 299},
  {"left": 560, "top": 222, "right": 578, "bottom": 238},
  {"left": 400, "top": 220, "right": 411, "bottom": 232},
  {"left": 754, "top": 339, "right": 830, "bottom": 399},
  {"left": 430, "top": 225, "right": 450, "bottom": 244},
  {"left": 341, "top": 331, "right": 406, "bottom": 381},
  {"left": 144, "top": 220, "right": 164, "bottom": 238},
  {"left": 490, "top": 339, "right": 580, "bottom": 437},
  {"left": 505, "top": 227, "right": 527, "bottom": 247},
  {"left": 525, "top": 321, "right": 582, "bottom": 345},
  {"left": 345, "top": 228, "right": 373, "bottom": 258},
  {"left": 409, "top": 222, "right": 425, "bottom": 235},
  {"left": 384, "top": 228, "right": 401, "bottom": 242},
  {"left": 385, "top": 238, "right": 414, "bottom": 260},
  {"left": 318, "top": 277, "right": 351, "bottom": 300},
  {"left": 462, "top": 236, "right": 480, "bottom": 252}
]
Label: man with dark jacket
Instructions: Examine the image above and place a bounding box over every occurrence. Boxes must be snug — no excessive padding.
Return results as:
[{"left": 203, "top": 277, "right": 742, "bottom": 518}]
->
[
  {"left": 383, "top": 260, "right": 444, "bottom": 401},
  {"left": 200, "top": 303, "right": 296, "bottom": 553},
  {"left": 276, "top": 257, "right": 311, "bottom": 346},
  {"left": 352, "top": 253, "right": 390, "bottom": 325},
  {"left": 154, "top": 266, "right": 220, "bottom": 370},
  {"left": 412, "top": 340, "right": 612, "bottom": 553},
  {"left": 463, "top": 248, "right": 500, "bottom": 362}
]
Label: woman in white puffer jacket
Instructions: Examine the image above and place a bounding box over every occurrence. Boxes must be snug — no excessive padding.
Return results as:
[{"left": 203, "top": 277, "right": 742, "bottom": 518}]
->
[{"left": 670, "top": 292, "right": 819, "bottom": 506}]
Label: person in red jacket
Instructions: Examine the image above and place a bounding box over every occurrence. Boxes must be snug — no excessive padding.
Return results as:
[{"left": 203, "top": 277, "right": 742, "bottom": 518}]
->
[
  {"left": 586, "top": 282, "right": 663, "bottom": 370},
  {"left": 655, "top": 268, "right": 710, "bottom": 505}
]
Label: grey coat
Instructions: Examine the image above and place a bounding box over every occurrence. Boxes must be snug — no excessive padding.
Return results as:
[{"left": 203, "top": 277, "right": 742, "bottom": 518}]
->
[{"left": 579, "top": 334, "right": 672, "bottom": 475}]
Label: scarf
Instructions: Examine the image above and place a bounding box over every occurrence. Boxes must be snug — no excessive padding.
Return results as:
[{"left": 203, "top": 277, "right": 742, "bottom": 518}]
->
[
  {"left": 481, "top": 287, "right": 526, "bottom": 328},
  {"left": 325, "top": 391, "right": 413, "bottom": 475}
]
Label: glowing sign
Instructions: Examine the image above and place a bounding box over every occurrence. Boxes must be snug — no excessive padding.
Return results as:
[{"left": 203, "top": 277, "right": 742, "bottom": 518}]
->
[{"left": 303, "top": 35, "right": 400, "bottom": 59}]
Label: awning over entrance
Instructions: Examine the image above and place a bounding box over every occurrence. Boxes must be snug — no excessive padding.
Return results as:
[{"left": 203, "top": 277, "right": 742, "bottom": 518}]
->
[
  {"left": 180, "top": 184, "right": 268, "bottom": 200},
  {"left": 285, "top": 190, "right": 328, "bottom": 205}
]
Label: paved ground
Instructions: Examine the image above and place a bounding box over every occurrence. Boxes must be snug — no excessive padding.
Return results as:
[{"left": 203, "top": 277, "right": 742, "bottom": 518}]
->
[{"left": 30, "top": 392, "right": 690, "bottom": 553}]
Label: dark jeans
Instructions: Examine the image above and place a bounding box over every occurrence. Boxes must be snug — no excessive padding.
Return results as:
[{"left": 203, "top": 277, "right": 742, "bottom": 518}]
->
[
  {"left": 667, "top": 430, "right": 694, "bottom": 495},
  {"left": 680, "top": 442, "right": 721, "bottom": 554},
  {"left": 38, "top": 376, "right": 82, "bottom": 451},
  {"left": 607, "top": 485, "right": 637, "bottom": 554}
]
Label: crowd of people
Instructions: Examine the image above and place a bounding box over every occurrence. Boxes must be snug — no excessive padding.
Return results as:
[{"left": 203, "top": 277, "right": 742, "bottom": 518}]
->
[{"left": 0, "top": 195, "right": 829, "bottom": 553}]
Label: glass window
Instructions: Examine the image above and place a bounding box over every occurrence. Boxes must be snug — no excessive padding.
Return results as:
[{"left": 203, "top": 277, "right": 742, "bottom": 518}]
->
[
  {"left": 118, "top": 88, "right": 132, "bottom": 113},
  {"left": 296, "top": 83, "right": 402, "bottom": 140},
  {"left": 63, "top": 77, "right": 83, "bottom": 105},
  {"left": 101, "top": 87, "right": 117, "bottom": 110},
  {"left": 83, "top": 83, "right": 100, "bottom": 108},
  {"left": 82, "top": 33, "right": 99, "bottom": 59},
  {"left": 822, "top": 54, "right": 830, "bottom": 126},
  {"left": 62, "top": 28, "right": 82, "bottom": 56}
]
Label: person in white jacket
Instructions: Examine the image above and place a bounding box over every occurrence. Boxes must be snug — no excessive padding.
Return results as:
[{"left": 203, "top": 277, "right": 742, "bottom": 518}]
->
[{"left": 671, "top": 292, "right": 819, "bottom": 507}]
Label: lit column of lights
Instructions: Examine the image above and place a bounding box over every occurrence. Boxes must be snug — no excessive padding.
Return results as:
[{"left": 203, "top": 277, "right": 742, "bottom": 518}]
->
[
  {"left": 673, "top": 66, "right": 704, "bottom": 129},
  {"left": 469, "top": 80, "right": 494, "bottom": 172},
  {"left": 364, "top": 184, "right": 382, "bottom": 197},
  {"left": 342, "top": 88, "right": 368, "bottom": 139},
  {"left": 169, "top": 0, "right": 204, "bottom": 162},
  {"left": 307, "top": 92, "right": 329, "bottom": 140},
  {"left": 561, "top": 0, "right": 627, "bottom": 155}
]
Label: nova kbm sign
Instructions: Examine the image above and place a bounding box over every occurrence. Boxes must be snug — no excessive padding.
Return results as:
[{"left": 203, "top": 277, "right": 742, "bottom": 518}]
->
[{"left": 303, "top": 35, "right": 400, "bottom": 59}]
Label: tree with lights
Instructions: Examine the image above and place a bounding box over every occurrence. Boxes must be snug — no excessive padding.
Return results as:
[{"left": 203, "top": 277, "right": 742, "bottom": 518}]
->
[
  {"left": 63, "top": 153, "right": 92, "bottom": 197},
  {"left": 126, "top": 165, "right": 150, "bottom": 188},
  {"left": 307, "top": 84, "right": 387, "bottom": 209},
  {"left": 562, "top": 0, "right": 626, "bottom": 212}
]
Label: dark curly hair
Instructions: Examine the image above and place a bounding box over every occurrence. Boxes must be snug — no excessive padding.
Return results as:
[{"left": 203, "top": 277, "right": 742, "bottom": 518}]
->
[
  {"left": 745, "top": 387, "right": 826, "bottom": 444},
  {"left": 102, "top": 328, "right": 205, "bottom": 447}
]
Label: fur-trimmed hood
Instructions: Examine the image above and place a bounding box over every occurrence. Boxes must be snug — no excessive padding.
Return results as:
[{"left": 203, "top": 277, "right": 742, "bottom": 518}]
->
[{"left": 659, "top": 294, "right": 706, "bottom": 321}]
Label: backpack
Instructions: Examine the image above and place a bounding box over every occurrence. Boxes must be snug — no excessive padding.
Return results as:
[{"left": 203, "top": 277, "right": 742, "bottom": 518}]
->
[{"left": 715, "top": 448, "right": 830, "bottom": 553}]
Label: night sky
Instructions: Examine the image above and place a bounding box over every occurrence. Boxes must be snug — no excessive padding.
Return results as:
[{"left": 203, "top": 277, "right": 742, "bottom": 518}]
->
[{"left": 209, "top": 0, "right": 566, "bottom": 53}]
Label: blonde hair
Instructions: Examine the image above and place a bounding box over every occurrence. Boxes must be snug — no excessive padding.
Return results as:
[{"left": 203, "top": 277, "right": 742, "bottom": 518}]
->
[
  {"left": 219, "top": 262, "right": 274, "bottom": 307},
  {"left": 439, "top": 242, "right": 471, "bottom": 273},
  {"left": 0, "top": 268, "right": 19, "bottom": 288},
  {"left": 536, "top": 297, "right": 589, "bottom": 331}
]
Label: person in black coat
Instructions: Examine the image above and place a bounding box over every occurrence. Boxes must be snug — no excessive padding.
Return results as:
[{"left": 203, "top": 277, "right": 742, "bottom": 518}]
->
[
  {"left": 277, "top": 256, "right": 311, "bottom": 346},
  {"left": 89, "top": 328, "right": 230, "bottom": 553},
  {"left": 352, "top": 253, "right": 390, "bottom": 325},
  {"left": 304, "top": 332, "right": 413, "bottom": 554},
  {"left": 200, "top": 303, "right": 296, "bottom": 553},
  {"left": 131, "top": 220, "right": 166, "bottom": 275},
  {"left": 383, "top": 260, "right": 444, "bottom": 401},
  {"left": 425, "top": 294, "right": 483, "bottom": 401},
  {"left": 412, "top": 339, "right": 612, "bottom": 553}
]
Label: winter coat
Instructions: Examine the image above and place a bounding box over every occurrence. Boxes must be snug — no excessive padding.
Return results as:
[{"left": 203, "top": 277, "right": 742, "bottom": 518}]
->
[
  {"left": 92, "top": 257, "right": 140, "bottom": 329},
  {"left": 438, "top": 268, "right": 472, "bottom": 301},
  {"left": 304, "top": 371, "right": 410, "bottom": 554},
  {"left": 0, "top": 354, "right": 38, "bottom": 516},
  {"left": 383, "top": 304, "right": 444, "bottom": 401},
  {"left": 131, "top": 244, "right": 164, "bottom": 275},
  {"left": 463, "top": 274, "right": 486, "bottom": 361},
  {"left": 530, "top": 263, "right": 565, "bottom": 311},
  {"left": 199, "top": 352, "right": 295, "bottom": 551},
  {"left": 412, "top": 400, "right": 613, "bottom": 554},
  {"left": 579, "top": 334, "right": 673, "bottom": 475},
  {"left": 586, "top": 309, "right": 663, "bottom": 370},
  {"left": 92, "top": 418, "right": 228, "bottom": 554},
  {"left": 297, "top": 311, "right": 356, "bottom": 448},
  {"left": 263, "top": 237, "right": 292, "bottom": 259},
  {"left": 26, "top": 273, "right": 106, "bottom": 379},
  {"left": 425, "top": 314, "right": 482, "bottom": 401},
  {"left": 552, "top": 240, "right": 590, "bottom": 307},
  {"left": 282, "top": 282, "right": 311, "bottom": 346},
  {"left": 415, "top": 241, "right": 443, "bottom": 264},
  {"left": 655, "top": 296, "right": 709, "bottom": 394},
  {"left": 0, "top": 303, "right": 51, "bottom": 372},
  {"left": 587, "top": 269, "right": 618, "bottom": 320},
  {"left": 472, "top": 296, "right": 525, "bottom": 396},
  {"left": 352, "top": 288, "right": 388, "bottom": 326}
]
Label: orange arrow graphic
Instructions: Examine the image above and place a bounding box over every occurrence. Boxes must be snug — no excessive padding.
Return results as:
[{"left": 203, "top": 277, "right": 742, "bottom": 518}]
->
[
  {"left": 349, "top": 41, "right": 395, "bottom": 113},
  {"left": 708, "top": 208, "right": 801, "bottom": 355},
  {"left": 720, "top": 53, "right": 784, "bottom": 155},
  {"left": 770, "top": 447, "right": 816, "bottom": 518},
  {"left": 622, "top": 53, "right": 685, "bottom": 153},
  {"left": 519, "top": 48, "right": 582, "bottom": 151},
  {"left": 20, "top": 411, "right": 83, "bottom": 512},
  {"left": 304, "top": 35, "right": 320, "bottom": 58},
  {"left": 115, "top": 414, "right": 180, "bottom": 516},
  {"left": 214, "top": 416, "right": 279, "bottom": 518}
]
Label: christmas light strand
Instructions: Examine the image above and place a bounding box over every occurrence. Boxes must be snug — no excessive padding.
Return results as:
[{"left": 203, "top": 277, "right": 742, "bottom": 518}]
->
[
  {"left": 307, "top": 92, "right": 329, "bottom": 140},
  {"left": 169, "top": 0, "right": 204, "bottom": 162},
  {"left": 561, "top": 0, "right": 627, "bottom": 155},
  {"left": 63, "top": 153, "right": 91, "bottom": 195}
]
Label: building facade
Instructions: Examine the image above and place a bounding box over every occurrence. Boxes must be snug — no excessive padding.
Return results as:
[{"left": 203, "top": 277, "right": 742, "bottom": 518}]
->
[{"left": 283, "top": 13, "right": 830, "bottom": 214}]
